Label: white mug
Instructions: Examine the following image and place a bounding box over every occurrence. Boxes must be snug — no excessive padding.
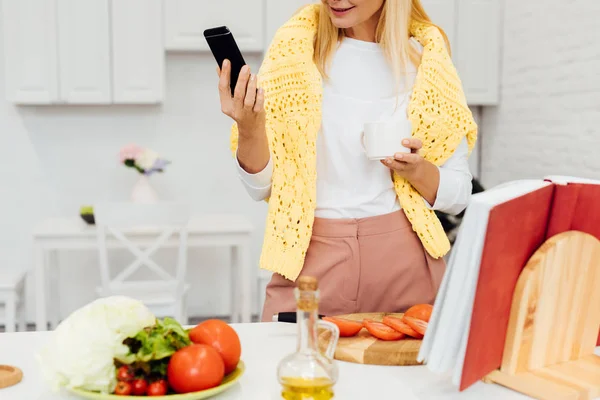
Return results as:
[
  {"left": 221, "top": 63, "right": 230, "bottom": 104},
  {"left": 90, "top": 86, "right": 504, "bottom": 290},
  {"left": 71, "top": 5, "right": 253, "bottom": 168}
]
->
[{"left": 361, "top": 119, "right": 413, "bottom": 160}]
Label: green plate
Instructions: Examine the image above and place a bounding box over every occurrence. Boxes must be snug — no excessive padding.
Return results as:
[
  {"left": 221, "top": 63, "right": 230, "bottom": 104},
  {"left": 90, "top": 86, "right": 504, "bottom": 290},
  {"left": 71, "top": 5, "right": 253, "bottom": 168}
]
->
[{"left": 67, "top": 360, "right": 245, "bottom": 400}]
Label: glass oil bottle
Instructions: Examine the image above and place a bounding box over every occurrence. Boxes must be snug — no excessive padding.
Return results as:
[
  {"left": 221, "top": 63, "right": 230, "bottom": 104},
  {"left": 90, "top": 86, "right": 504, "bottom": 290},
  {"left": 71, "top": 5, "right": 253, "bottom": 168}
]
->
[{"left": 276, "top": 276, "right": 340, "bottom": 399}]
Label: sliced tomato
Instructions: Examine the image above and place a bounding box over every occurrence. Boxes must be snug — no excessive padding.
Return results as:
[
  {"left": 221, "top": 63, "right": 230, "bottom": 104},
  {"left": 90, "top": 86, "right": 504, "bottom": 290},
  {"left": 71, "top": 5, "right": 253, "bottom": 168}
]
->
[
  {"left": 404, "top": 304, "right": 433, "bottom": 322},
  {"left": 382, "top": 315, "right": 424, "bottom": 339},
  {"left": 402, "top": 316, "right": 428, "bottom": 336},
  {"left": 323, "top": 316, "right": 363, "bottom": 337},
  {"left": 363, "top": 319, "right": 405, "bottom": 341}
]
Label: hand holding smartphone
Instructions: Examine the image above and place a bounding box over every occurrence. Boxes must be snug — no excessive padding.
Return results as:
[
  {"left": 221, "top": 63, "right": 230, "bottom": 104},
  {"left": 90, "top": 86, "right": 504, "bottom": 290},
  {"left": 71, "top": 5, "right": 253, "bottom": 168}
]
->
[
  {"left": 203, "top": 26, "right": 247, "bottom": 95},
  {"left": 205, "top": 26, "right": 270, "bottom": 179}
]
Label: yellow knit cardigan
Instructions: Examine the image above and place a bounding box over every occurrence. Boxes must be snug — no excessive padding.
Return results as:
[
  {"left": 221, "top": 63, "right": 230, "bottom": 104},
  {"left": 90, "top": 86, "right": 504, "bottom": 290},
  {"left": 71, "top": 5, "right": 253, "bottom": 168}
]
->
[{"left": 231, "top": 4, "right": 478, "bottom": 281}]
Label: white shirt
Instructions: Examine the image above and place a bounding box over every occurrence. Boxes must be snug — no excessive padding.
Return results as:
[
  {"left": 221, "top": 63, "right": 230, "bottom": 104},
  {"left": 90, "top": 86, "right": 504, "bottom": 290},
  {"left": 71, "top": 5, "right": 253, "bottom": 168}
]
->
[{"left": 235, "top": 37, "right": 472, "bottom": 217}]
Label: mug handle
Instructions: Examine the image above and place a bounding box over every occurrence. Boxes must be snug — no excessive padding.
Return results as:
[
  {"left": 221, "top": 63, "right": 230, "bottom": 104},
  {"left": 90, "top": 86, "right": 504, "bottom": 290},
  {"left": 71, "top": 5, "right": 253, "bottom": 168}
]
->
[
  {"left": 317, "top": 320, "right": 340, "bottom": 361},
  {"left": 360, "top": 131, "right": 366, "bottom": 153}
]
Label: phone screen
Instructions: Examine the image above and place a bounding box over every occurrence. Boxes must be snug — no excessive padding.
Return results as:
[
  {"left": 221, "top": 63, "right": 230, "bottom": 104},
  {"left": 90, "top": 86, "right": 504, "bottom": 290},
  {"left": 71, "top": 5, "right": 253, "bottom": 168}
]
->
[{"left": 204, "top": 26, "right": 247, "bottom": 94}]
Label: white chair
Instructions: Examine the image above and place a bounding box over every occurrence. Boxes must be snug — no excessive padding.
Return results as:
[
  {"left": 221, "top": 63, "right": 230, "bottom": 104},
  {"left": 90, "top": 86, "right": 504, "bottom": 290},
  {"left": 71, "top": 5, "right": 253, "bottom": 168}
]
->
[
  {"left": 0, "top": 269, "right": 27, "bottom": 332},
  {"left": 94, "top": 202, "right": 192, "bottom": 324}
]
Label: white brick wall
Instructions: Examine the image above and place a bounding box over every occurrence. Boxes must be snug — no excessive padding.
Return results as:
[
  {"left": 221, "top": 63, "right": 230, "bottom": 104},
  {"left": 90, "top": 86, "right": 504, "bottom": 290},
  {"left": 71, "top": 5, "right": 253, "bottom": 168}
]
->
[{"left": 480, "top": 0, "right": 600, "bottom": 187}]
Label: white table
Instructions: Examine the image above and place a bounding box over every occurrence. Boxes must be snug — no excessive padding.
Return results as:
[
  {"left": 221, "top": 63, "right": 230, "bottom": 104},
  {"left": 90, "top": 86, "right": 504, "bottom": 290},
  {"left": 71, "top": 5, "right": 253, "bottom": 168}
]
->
[
  {"left": 4, "top": 323, "right": 594, "bottom": 400},
  {"left": 32, "top": 214, "right": 254, "bottom": 330}
]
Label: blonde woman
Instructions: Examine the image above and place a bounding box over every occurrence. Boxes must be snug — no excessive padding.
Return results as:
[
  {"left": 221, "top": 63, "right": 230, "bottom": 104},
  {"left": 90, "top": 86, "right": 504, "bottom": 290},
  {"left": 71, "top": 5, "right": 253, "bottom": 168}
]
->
[{"left": 217, "top": 0, "right": 477, "bottom": 321}]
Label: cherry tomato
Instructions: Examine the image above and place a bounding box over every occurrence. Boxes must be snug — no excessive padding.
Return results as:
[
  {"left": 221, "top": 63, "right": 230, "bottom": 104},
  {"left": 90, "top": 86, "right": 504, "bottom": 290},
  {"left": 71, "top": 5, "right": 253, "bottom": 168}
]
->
[
  {"left": 323, "top": 316, "right": 363, "bottom": 337},
  {"left": 147, "top": 379, "right": 168, "bottom": 396},
  {"left": 167, "top": 344, "right": 225, "bottom": 393},
  {"left": 363, "top": 319, "right": 405, "bottom": 341},
  {"left": 382, "top": 315, "right": 424, "bottom": 339},
  {"left": 114, "top": 381, "right": 132, "bottom": 395},
  {"left": 404, "top": 304, "right": 433, "bottom": 322},
  {"left": 116, "top": 366, "right": 134, "bottom": 382},
  {"left": 402, "top": 316, "right": 428, "bottom": 336},
  {"left": 131, "top": 378, "right": 148, "bottom": 396},
  {"left": 189, "top": 319, "right": 241, "bottom": 374}
]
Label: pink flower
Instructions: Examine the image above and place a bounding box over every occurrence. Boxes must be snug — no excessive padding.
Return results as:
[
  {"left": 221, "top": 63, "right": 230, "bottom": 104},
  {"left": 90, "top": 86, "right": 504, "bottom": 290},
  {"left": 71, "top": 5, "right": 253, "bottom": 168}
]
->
[{"left": 118, "top": 143, "right": 143, "bottom": 163}]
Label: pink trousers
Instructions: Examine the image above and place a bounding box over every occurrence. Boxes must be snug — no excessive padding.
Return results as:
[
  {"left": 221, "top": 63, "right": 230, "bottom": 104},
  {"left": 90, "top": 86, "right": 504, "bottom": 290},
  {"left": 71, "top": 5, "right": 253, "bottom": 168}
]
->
[{"left": 261, "top": 210, "right": 446, "bottom": 321}]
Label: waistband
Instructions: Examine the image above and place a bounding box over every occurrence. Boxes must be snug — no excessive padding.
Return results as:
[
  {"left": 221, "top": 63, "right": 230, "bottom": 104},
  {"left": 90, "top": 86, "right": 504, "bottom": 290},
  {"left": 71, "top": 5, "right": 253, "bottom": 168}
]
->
[{"left": 312, "top": 210, "right": 412, "bottom": 238}]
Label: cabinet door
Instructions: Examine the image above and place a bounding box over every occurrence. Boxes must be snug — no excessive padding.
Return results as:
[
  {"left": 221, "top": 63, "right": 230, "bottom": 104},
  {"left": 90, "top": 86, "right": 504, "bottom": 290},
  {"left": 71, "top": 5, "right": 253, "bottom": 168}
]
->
[
  {"left": 57, "top": 0, "right": 111, "bottom": 103},
  {"left": 2, "top": 0, "right": 59, "bottom": 104},
  {"left": 111, "top": 0, "right": 164, "bottom": 103},
  {"left": 265, "top": 0, "right": 316, "bottom": 49},
  {"left": 165, "top": 0, "right": 263, "bottom": 52},
  {"left": 420, "top": 0, "right": 457, "bottom": 53},
  {"left": 455, "top": 0, "right": 501, "bottom": 105}
]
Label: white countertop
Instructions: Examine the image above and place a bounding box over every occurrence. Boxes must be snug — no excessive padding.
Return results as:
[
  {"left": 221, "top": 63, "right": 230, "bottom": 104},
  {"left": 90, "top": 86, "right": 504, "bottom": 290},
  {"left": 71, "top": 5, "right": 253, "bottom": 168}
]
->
[{"left": 0, "top": 322, "right": 584, "bottom": 400}]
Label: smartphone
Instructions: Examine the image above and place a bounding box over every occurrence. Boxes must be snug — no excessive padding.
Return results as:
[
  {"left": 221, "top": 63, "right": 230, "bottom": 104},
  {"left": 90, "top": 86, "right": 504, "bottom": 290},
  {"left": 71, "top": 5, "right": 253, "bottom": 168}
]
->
[{"left": 204, "top": 26, "right": 247, "bottom": 95}]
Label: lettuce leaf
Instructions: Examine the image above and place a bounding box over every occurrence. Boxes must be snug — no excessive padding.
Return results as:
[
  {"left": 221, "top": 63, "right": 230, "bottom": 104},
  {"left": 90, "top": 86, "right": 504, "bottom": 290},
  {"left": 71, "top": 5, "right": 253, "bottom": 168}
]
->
[{"left": 116, "top": 317, "right": 190, "bottom": 375}]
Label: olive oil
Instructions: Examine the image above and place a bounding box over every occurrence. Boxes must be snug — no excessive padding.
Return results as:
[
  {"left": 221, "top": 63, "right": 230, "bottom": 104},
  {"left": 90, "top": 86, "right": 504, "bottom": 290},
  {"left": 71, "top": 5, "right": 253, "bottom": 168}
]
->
[
  {"left": 276, "top": 276, "right": 340, "bottom": 399},
  {"left": 281, "top": 377, "right": 334, "bottom": 400}
]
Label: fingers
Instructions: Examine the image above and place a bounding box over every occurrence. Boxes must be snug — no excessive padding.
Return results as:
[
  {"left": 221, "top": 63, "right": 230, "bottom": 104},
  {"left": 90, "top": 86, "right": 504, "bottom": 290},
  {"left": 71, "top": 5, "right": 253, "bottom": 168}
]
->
[
  {"left": 381, "top": 158, "right": 407, "bottom": 171},
  {"left": 381, "top": 152, "right": 421, "bottom": 172},
  {"left": 254, "top": 88, "right": 265, "bottom": 113},
  {"left": 402, "top": 138, "right": 422, "bottom": 152},
  {"left": 218, "top": 60, "right": 231, "bottom": 96},
  {"left": 244, "top": 74, "right": 257, "bottom": 109},
  {"left": 218, "top": 60, "right": 233, "bottom": 115},
  {"left": 393, "top": 153, "right": 421, "bottom": 164},
  {"left": 233, "top": 65, "right": 251, "bottom": 109}
]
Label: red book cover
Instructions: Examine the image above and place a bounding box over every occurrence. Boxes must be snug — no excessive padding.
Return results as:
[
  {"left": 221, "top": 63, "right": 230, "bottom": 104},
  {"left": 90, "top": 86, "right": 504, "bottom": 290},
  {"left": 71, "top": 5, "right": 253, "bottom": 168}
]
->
[{"left": 459, "top": 184, "right": 555, "bottom": 391}]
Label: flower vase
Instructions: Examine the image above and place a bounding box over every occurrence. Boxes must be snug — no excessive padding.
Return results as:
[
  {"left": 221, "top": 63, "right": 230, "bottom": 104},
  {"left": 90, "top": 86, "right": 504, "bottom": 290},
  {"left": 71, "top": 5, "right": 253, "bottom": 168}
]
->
[{"left": 131, "top": 175, "right": 158, "bottom": 204}]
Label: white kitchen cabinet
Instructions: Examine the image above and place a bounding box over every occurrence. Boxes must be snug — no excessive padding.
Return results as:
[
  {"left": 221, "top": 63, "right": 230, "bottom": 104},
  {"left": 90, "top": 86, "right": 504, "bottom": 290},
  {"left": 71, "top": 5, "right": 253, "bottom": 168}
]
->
[
  {"left": 164, "top": 0, "right": 263, "bottom": 52},
  {"left": 265, "top": 0, "right": 316, "bottom": 49},
  {"left": 111, "top": 0, "right": 164, "bottom": 103},
  {"left": 421, "top": 0, "right": 500, "bottom": 105},
  {"left": 3, "top": 0, "right": 164, "bottom": 105},
  {"left": 57, "top": 0, "right": 111, "bottom": 104},
  {"left": 455, "top": 0, "right": 501, "bottom": 105},
  {"left": 2, "top": 0, "right": 59, "bottom": 104}
]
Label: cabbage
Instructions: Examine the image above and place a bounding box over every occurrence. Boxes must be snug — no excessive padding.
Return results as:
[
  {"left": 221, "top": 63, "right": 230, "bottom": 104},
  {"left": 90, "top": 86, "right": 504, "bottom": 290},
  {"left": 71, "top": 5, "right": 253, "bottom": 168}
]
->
[{"left": 36, "top": 296, "right": 156, "bottom": 394}]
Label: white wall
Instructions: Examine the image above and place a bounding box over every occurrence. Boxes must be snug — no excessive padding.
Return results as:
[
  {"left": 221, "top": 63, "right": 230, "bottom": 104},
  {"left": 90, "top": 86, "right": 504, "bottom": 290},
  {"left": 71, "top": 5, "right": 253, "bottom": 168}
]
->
[
  {"left": 480, "top": 0, "right": 600, "bottom": 187},
  {"left": 0, "top": 17, "right": 271, "bottom": 321}
]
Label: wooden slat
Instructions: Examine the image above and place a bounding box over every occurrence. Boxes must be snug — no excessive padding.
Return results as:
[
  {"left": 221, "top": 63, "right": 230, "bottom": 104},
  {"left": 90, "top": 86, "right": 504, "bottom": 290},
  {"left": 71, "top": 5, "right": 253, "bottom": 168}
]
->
[
  {"left": 486, "top": 370, "right": 581, "bottom": 400},
  {"left": 574, "top": 236, "right": 600, "bottom": 358},
  {"left": 561, "top": 241, "right": 587, "bottom": 362}
]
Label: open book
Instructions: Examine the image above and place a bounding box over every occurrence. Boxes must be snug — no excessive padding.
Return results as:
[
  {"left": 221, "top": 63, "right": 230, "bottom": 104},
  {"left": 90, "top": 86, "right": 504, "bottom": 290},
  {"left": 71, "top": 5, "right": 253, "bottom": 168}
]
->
[{"left": 417, "top": 175, "right": 600, "bottom": 391}]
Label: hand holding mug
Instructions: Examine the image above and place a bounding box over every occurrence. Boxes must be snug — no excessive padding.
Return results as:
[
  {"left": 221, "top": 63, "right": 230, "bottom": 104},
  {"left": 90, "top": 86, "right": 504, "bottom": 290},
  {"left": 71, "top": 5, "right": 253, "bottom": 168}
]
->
[
  {"left": 217, "top": 60, "right": 265, "bottom": 139},
  {"left": 381, "top": 138, "right": 425, "bottom": 180}
]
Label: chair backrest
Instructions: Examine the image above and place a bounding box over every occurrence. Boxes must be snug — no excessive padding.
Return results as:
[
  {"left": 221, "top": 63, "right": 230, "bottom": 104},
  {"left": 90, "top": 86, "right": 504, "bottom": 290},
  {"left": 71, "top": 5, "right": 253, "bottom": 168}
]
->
[{"left": 93, "top": 202, "right": 192, "bottom": 296}]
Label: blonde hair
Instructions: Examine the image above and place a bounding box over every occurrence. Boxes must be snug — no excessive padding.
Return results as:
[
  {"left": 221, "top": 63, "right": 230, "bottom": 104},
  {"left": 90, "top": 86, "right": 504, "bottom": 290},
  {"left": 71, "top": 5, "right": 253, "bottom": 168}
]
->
[{"left": 314, "top": 0, "right": 450, "bottom": 92}]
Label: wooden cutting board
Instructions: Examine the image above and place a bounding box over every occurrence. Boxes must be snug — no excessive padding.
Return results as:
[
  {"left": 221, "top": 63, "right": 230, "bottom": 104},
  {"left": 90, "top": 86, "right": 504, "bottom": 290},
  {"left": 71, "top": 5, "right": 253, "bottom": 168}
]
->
[
  {"left": 318, "top": 312, "right": 422, "bottom": 366},
  {"left": 0, "top": 365, "right": 22, "bottom": 389}
]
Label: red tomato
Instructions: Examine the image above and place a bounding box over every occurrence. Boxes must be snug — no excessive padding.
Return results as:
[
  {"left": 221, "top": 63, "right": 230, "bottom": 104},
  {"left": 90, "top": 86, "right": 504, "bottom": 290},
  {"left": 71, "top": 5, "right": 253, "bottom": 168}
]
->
[
  {"left": 402, "top": 316, "right": 428, "bottom": 336},
  {"left": 131, "top": 378, "right": 148, "bottom": 396},
  {"left": 404, "top": 304, "right": 433, "bottom": 322},
  {"left": 363, "top": 319, "right": 405, "bottom": 341},
  {"left": 189, "top": 319, "right": 241, "bottom": 374},
  {"left": 147, "top": 379, "right": 168, "bottom": 396},
  {"left": 167, "top": 344, "right": 225, "bottom": 393},
  {"left": 114, "top": 381, "right": 132, "bottom": 395},
  {"left": 323, "top": 316, "right": 363, "bottom": 337},
  {"left": 382, "top": 316, "right": 424, "bottom": 339},
  {"left": 116, "top": 366, "right": 134, "bottom": 382}
]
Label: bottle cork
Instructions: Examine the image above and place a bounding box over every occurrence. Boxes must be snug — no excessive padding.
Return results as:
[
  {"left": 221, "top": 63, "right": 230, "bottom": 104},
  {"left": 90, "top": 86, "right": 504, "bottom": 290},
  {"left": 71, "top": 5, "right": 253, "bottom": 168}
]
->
[{"left": 297, "top": 276, "right": 318, "bottom": 291}]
